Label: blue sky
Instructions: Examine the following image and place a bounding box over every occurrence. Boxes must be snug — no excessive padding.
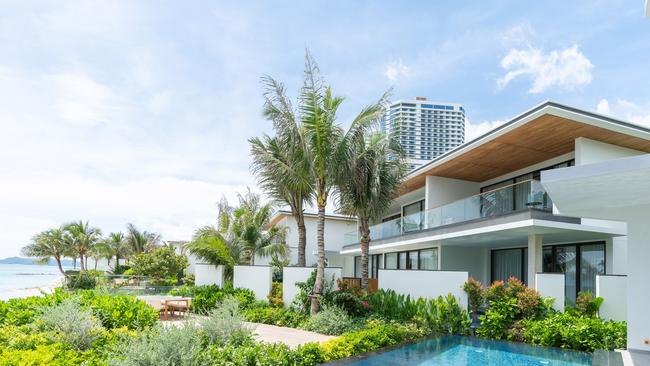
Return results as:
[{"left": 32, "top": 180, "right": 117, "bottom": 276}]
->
[{"left": 1, "top": 1, "right": 649, "bottom": 256}]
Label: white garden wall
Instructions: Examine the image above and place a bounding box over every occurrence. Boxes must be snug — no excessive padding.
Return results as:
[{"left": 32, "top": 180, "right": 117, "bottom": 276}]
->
[
  {"left": 194, "top": 264, "right": 224, "bottom": 287},
  {"left": 233, "top": 266, "right": 272, "bottom": 301},
  {"left": 378, "top": 269, "right": 468, "bottom": 309},
  {"left": 282, "top": 267, "right": 342, "bottom": 307},
  {"left": 535, "top": 273, "right": 565, "bottom": 311},
  {"left": 596, "top": 275, "right": 627, "bottom": 321}
]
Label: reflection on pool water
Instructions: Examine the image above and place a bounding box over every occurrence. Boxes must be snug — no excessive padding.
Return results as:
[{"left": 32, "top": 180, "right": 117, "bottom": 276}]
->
[{"left": 327, "top": 336, "right": 592, "bottom": 366}]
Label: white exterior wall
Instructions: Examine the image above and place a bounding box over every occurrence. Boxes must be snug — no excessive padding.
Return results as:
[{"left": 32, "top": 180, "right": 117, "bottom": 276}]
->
[
  {"left": 256, "top": 214, "right": 356, "bottom": 267},
  {"left": 194, "top": 264, "right": 224, "bottom": 287},
  {"left": 575, "top": 137, "right": 644, "bottom": 166},
  {"left": 378, "top": 269, "right": 468, "bottom": 309},
  {"left": 440, "top": 246, "right": 488, "bottom": 284},
  {"left": 425, "top": 176, "right": 480, "bottom": 210},
  {"left": 535, "top": 273, "right": 565, "bottom": 311},
  {"left": 233, "top": 266, "right": 272, "bottom": 301},
  {"left": 381, "top": 187, "right": 426, "bottom": 221},
  {"left": 596, "top": 275, "right": 627, "bottom": 322},
  {"left": 282, "top": 267, "right": 342, "bottom": 307}
]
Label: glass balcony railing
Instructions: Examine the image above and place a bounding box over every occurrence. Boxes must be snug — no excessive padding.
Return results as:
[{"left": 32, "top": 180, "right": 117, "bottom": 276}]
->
[{"left": 343, "top": 180, "right": 551, "bottom": 245}]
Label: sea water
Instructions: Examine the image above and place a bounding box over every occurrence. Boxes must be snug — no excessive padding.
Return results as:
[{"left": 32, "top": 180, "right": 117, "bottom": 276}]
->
[{"left": 0, "top": 263, "right": 64, "bottom": 293}]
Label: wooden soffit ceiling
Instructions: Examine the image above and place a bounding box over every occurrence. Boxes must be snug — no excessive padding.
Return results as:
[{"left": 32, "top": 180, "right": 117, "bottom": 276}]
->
[{"left": 403, "top": 114, "right": 650, "bottom": 192}]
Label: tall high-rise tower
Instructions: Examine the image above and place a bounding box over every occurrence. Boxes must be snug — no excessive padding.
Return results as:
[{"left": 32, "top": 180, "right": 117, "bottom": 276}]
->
[{"left": 382, "top": 97, "right": 465, "bottom": 170}]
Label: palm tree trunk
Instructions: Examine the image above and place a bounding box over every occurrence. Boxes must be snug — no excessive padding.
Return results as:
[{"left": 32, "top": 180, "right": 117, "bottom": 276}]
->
[
  {"left": 55, "top": 257, "right": 66, "bottom": 276},
  {"left": 94, "top": 259, "right": 98, "bottom": 270},
  {"left": 116, "top": 256, "right": 120, "bottom": 268},
  {"left": 295, "top": 213, "right": 307, "bottom": 267},
  {"left": 311, "top": 203, "right": 326, "bottom": 315},
  {"left": 73, "top": 257, "right": 77, "bottom": 270},
  {"left": 359, "top": 219, "right": 370, "bottom": 290}
]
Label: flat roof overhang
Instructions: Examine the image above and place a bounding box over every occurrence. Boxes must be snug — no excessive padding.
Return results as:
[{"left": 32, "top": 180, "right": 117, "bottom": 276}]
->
[
  {"left": 340, "top": 209, "right": 625, "bottom": 255},
  {"left": 401, "top": 102, "right": 650, "bottom": 194},
  {"left": 542, "top": 154, "right": 650, "bottom": 218}
]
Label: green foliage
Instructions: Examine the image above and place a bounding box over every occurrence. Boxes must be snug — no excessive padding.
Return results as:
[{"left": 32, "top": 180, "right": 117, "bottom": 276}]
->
[
  {"left": 292, "top": 270, "right": 335, "bottom": 313},
  {"left": 521, "top": 312, "right": 626, "bottom": 352},
  {"left": 168, "top": 285, "right": 256, "bottom": 314},
  {"left": 130, "top": 245, "right": 187, "bottom": 281},
  {"left": 303, "top": 305, "right": 360, "bottom": 335},
  {"left": 331, "top": 281, "right": 369, "bottom": 316},
  {"left": 366, "top": 289, "right": 419, "bottom": 321},
  {"left": 321, "top": 320, "right": 424, "bottom": 362},
  {"left": 66, "top": 272, "right": 97, "bottom": 290},
  {"left": 0, "top": 290, "right": 67, "bottom": 326},
  {"left": 575, "top": 291, "right": 604, "bottom": 317},
  {"left": 477, "top": 297, "right": 519, "bottom": 339},
  {"left": 413, "top": 294, "right": 471, "bottom": 335},
  {"left": 36, "top": 298, "right": 102, "bottom": 351},
  {"left": 243, "top": 307, "right": 307, "bottom": 328},
  {"left": 77, "top": 291, "right": 158, "bottom": 330},
  {"left": 462, "top": 277, "right": 484, "bottom": 312},
  {"left": 267, "top": 281, "right": 283, "bottom": 307},
  {"left": 201, "top": 297, "right": 252, "bottom": 346},
  {"left": 109, "top": 325, "right": 207, "bottom": 366},
  {"left": 207, "top": 340, "right": 325, "bottom": 366},
  {"left": 111, "top": 264, "right": 131, "bottom": 275}
]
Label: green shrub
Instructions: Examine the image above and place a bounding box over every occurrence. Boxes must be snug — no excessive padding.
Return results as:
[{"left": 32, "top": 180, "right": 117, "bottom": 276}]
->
[
  {"left": 207, "top": 340, "right": 324, "bottom": 366},
  {"left": 321, "top": 320, "right": 424, "bottom": 361},
  {"left": 243, "top": 307, "right": 307, "bottom": 328},
  {"left": 366, "top": 289, "right": 418, "bottom": 321},
  {"left": 109, "top": 324, "right": 207, "bottom": 366},
  {"left": 331, "top": 281, "right": 369, "bottom": 316},
  {"left": 521, "top": 312, "right": 626, "bottom": 352},
  {"left": 66, "top": 272, "right": 97, "bottom": 290},
  {"left": 477, "top": 297, "right": 518, "bottom": 339},
  {"left": 201, "top": 297, "right": 252, "bottom": 346},
  {"left": 77, "top": 291, "right": 158, "bottom": 330},
  {"left": 0, "top": 290, "right": 69, "bottom": 326},
  {"left": 462, "top": 277, "right": 484, "bottom": 313},
  {"left": 292, "top": 270, "right": 335, "bottom": 314},
  {"left": 268, "top": 282, "right": 283, "bottom": 307},
  {"left": 169, "top": 285, "right": 256, "bottom": 314},
  {"left": 303, "top": 305, "right": 360, "bottom": 335},
  {"left": 37, "top": 298, "right": 102, "bottom": 351},
  {"left": 413, "top": 294, "right": 470, "bottom": 335},
  {"left": 130, "top": 246, "right": 188, "bottom": 280},
  {"left": 574, "top": 291, "right": 604, "bottom": 317}
]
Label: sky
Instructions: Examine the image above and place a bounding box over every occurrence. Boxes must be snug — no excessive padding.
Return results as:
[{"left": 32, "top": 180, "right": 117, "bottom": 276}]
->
[{"left": 1, "top": 0, "right": 649, "bottom": 257}]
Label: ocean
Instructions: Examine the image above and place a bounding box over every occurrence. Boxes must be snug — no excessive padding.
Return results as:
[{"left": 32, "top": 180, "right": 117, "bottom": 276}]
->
[{"left": 0, "top": 263, "right": 66, "bottom": 298}]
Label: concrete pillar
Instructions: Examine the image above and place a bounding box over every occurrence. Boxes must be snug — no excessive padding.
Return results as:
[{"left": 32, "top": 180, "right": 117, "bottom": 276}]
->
[
  {"left": 626, "top": 213, "right": 650, "bottom": 351},
  {"left": 527, "top": 233, "right": 543, "bottom": 288}
]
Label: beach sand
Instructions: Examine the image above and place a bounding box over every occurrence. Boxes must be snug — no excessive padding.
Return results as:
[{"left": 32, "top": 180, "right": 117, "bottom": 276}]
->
[{"left": 0, "top": 277, "right": 63, "bottom": 301}]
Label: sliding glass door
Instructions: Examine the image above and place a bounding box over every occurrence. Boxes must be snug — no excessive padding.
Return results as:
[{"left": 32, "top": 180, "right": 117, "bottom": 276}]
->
[
  {"left": 491, "top": 248, "right": 527, "bottom": 285},
  {"left": 542, "top": 242, "right": 605, "bottom": 306}
]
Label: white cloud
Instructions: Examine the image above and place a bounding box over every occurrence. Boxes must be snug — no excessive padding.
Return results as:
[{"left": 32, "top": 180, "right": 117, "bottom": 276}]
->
[
  {"left": 500, "top": 23, "right": 535, "bottom": 45},
  {"left": 384, "top": 59, "right": 411, "bottom": 82},
  {"left": 595, "top": 99, "right": 650, "bottom": 127},
  {"left": 497, "top": 45, "right": 593, "bottom": 93},
  {"left": 464, "top": 118, "right": 507, "bottom": 142}
]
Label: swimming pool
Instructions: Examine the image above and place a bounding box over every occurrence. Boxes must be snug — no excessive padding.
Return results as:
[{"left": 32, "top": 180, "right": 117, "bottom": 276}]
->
[{"left": 325, "top": 336, "right": 592, "bottom": 366}]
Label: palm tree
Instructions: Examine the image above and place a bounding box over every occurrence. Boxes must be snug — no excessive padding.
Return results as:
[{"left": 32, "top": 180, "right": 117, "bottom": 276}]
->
[
  {"left": 250, "top": 75, "right": 313, "bottom": 267},
  {"left": 125, "top": 223, "right": 161, "bottom": 254},
  {"left": 231, "top": 190, "right": 288, "bottom": 265},
  {"left": 21, "top": 227, "right": 69, "bottom": 275},
  {"left": 299, "top": 51, "right": 354, "bottom": 314},
  {"left": 186, "top": 226, "right": 237, "bottom": 279},
  {"left": 337, "top": 131, "right": 407, "bottom": 289},
  {"left": 103, "top": 232, "right": 129, "bottom": 269},
  {"left": 64, "top": 221, "right": 102, "bottom": 271}
]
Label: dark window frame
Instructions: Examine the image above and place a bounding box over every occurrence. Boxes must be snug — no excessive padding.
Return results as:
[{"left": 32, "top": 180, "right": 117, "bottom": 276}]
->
[
  {"left": 490, "top": 247, "right": 528, "bottom": 285},
  {"left": 542, "top": 241, "right": 606, "bottom": 301},
  {"left": 382, "top": 247, "right": 438, "bottom": 270}
]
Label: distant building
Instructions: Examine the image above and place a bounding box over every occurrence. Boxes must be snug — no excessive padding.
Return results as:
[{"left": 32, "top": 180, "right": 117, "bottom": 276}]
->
[{"left": 382, "top": 97, "right": 465, "bottom": 170}]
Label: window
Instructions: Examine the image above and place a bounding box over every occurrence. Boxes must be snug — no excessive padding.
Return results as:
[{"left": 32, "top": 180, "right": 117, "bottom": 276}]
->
[
  {"left": 542, "top": 242, "right": 605, "bottom": 306},
  {"left": 491, "top": 248, "right": 528, "bottom": 285},
  {"left": 384, "top": 247, "right": 438, "bottom": 270},
  {"left": 354, "top": 254, "right": 382, "bottom": 278},
  {"left": 402, "top": 200, "right": 424, "bottom": 232}
]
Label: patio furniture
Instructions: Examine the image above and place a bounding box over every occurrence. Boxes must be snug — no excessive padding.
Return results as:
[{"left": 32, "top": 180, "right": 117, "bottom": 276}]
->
[{"left": 162, "top": 297, "right": 192, "bottom": 320}]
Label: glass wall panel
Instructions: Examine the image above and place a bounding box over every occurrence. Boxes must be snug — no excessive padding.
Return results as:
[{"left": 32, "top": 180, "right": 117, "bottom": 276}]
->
[
  {"left": 492, "top": 248, "right": 524, "bottom": 283},
  {"left": 580, "top": 243, "right": 605, "bottom": 296},
  {"left": 407, "top": 251, "right": 418, "bottom": 270},
  {"left": 385, "top": 253, "right": 397, "bottom": 269},
  {"left": 514, "top": 174, "right": 533, "bottom": 210},
  {"left": 398, "top": 252, "right": 407, "bottom": 269},
  {"left": 481, "top": 181, "right": 514, "bottom": 217},
  {"left": 402, "top": 200, "right": 424, "bottom": 232},
  {"left": 556, "top": 246, "right": 577, "bottom": 306},
  {"left": 354, "top": 256, "right": 361, "bottom": 277},
  {"left": 419, "top": 248, "right": 438, "bottom": 270}
]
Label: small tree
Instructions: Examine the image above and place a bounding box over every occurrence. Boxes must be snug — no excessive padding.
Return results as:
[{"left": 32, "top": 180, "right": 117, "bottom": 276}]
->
[{"left": 130, "top": 246, "right": 188, "bottom": 281}]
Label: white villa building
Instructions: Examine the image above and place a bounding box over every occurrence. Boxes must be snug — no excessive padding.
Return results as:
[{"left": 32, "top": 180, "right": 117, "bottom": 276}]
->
[{"left": 336, "top": 101, "right": 650, "bottom": 352}]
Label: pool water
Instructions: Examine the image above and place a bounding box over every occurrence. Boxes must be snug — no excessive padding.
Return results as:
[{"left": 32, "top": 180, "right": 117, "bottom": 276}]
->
[{"left": 327, "top": 336, "right": 592, "bottom": 366}]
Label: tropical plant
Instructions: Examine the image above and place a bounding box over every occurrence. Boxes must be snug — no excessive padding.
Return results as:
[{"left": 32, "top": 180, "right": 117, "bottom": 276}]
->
[
  {"left": 303, "top": 305, "right": 360, "bottom": 335},
  {"left": 185, "top": 227, "right": 236, "bottom": 277},
  {"left": 103, "top": 232, "right": 129, "bottom": 269},
  {"left": 21, "top": 227, "right": 69, "bottom": 275},
  {"left": 231, "top": 189, "right": 289, "bottom": 265},
  {"left": 129, "top": 246, "right": 188, "bottom": 281},
  {"left": 37, "top": 298, "right": 102, "bottom": 351},
  {"left": 64, "top": 221, "right": 103, "bottom": 272},
  {"left": 200, "top": 297, "right": 252, "bottom": 346},
  {"left": 463, "top": 277, "right": 485, "bottom": 313},
  {"left": 250, "top": 75, "right": 313, "bottom": 267},
  {"left": 125, "top": 223, "right": 161, "bottom": 254},
  {"left": 336, "top": 128, "right": 407, "bottom": 289},
  {"left": 575, "top": 290, "right": 604, "bottom": 317}
]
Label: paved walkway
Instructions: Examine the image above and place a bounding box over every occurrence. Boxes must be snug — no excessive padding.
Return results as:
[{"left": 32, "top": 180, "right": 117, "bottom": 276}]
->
[
  {"left": 246, "top": 322, "right": 335, "bottom": 348},
  {"left": 161, "top": 317, "right": 335, "bottom": 348}
]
